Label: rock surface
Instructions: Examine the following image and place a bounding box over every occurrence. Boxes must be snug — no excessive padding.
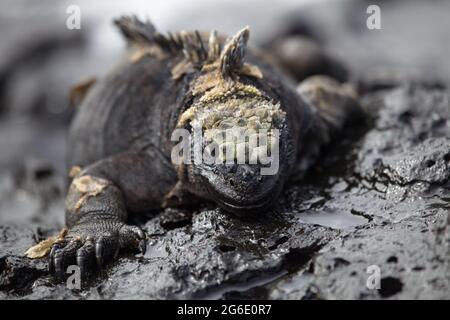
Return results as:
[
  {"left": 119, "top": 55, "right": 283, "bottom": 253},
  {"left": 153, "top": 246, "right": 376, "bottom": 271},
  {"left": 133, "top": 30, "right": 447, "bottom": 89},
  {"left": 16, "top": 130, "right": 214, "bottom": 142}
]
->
[
  {"left": 1, "top": 84, "right": 449, "bottom": 300},
  {"left": 0, "top": 0, "right": 449, "bottom": 300}
]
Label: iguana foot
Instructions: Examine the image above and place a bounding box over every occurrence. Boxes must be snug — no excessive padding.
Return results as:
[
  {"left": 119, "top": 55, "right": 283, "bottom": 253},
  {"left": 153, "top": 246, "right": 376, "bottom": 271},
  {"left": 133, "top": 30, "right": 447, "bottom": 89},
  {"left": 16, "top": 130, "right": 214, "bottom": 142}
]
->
[{"left": 49, "top": 219, "right": 146, "bottom": 278}]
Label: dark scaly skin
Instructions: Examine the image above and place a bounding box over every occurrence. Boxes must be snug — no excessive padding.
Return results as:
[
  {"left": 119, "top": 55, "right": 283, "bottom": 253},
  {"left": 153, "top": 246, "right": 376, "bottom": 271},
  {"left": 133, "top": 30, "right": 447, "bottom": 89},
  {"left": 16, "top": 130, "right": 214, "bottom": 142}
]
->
[{"left": 49, "top": 16, "right": 362, "bottom": 277}]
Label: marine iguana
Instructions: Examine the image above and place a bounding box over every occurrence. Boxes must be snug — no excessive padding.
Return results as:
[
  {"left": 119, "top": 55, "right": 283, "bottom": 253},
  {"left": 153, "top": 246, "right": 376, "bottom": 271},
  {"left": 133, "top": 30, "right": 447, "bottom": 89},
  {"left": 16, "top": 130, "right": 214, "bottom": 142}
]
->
[{"left": 28, "top": 16, "right": 362, "bottom": 276}]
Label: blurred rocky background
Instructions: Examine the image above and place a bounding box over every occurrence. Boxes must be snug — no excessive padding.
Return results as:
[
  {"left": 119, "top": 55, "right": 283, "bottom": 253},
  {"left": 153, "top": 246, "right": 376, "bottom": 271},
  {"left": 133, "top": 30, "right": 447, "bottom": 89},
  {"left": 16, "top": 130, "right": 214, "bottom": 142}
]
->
[{"left": 0, "top": 0, "right": 449, "bottom": 299}]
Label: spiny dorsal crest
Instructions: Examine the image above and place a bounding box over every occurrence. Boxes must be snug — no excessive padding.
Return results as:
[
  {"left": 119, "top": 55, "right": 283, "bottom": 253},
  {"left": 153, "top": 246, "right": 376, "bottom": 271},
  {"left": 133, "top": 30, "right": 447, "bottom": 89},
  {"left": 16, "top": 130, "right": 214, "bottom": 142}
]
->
[
  {"left": 179, "top": 30, "right": 207, "bottom": 65},
  {"left": 219, "top": 27, "right": 250, "bottom": 80},
  {"left": 208, "top": 30, "right": 220, "bottom": 62},
  {"left": 115, "top": 16, "right": 259, "bottom": 80},
  {"left": 114, "top": 16, "right": 181, "bottom": 52}
]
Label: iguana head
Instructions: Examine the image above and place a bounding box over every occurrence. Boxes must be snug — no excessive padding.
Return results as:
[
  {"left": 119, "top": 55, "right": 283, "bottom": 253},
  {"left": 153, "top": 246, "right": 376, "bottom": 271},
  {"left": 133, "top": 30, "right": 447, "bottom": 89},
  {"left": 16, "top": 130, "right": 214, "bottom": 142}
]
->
[
  {"left": 177, "top": 92, "right": 290, "bottom": 212},
  {"left": 172, "top": 27, "right": 293, "bottom": 212}
]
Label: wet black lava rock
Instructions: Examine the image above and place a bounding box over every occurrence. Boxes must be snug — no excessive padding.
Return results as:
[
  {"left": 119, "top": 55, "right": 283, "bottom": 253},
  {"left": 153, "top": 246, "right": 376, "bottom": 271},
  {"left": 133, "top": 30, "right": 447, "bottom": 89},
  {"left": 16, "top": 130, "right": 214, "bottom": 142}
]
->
[
  {"left": 0, "top": 84, "right": 449, "bottom": 299},
  {"left": 1, "top": 0, "right": 450, "bottom": 300}
]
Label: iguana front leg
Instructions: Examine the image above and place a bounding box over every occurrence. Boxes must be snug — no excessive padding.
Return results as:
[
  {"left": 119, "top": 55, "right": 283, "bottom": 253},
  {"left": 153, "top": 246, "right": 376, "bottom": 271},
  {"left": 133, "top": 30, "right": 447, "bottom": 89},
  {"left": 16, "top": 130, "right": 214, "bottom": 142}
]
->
[
  {"left": 49, "top": 150, "right": 176, "bottom": 277},
  {"left": 293, "top": 75, "right": 364, "bottom": 177}
]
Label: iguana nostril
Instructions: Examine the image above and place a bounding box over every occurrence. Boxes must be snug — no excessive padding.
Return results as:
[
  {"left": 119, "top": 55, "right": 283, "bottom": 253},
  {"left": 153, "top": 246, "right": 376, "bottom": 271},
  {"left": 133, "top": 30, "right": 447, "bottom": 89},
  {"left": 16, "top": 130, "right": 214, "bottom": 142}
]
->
[
  {"left": 258, "top": 176, "right": 263, "bottom": 183},
  {"left": 229, "top": 178, "right": 234, "bottom": 186},
  {"left": 225, "top": 164, "right": 237, "bottom": 173},
  {"left": 241, "top": 166, "right": 252, "bottom": 177}
]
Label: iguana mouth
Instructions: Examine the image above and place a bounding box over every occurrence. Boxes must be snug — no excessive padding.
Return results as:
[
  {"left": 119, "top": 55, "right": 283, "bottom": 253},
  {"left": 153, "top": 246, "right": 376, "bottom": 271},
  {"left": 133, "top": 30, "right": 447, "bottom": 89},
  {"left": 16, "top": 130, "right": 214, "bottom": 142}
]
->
[
  {"left": 206, "top": 177, "right": 282, "bottom": 213},
  {"left": 218, "top": 195, "right": 275, "bottom": 213}
]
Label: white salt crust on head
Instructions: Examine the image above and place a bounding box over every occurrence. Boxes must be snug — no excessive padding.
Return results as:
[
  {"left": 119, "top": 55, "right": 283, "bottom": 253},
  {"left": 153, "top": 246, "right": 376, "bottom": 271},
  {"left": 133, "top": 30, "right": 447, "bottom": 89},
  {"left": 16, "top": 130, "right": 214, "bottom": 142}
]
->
[{"left": 178, "top": 94, "right": 286, "bottom": 162}]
